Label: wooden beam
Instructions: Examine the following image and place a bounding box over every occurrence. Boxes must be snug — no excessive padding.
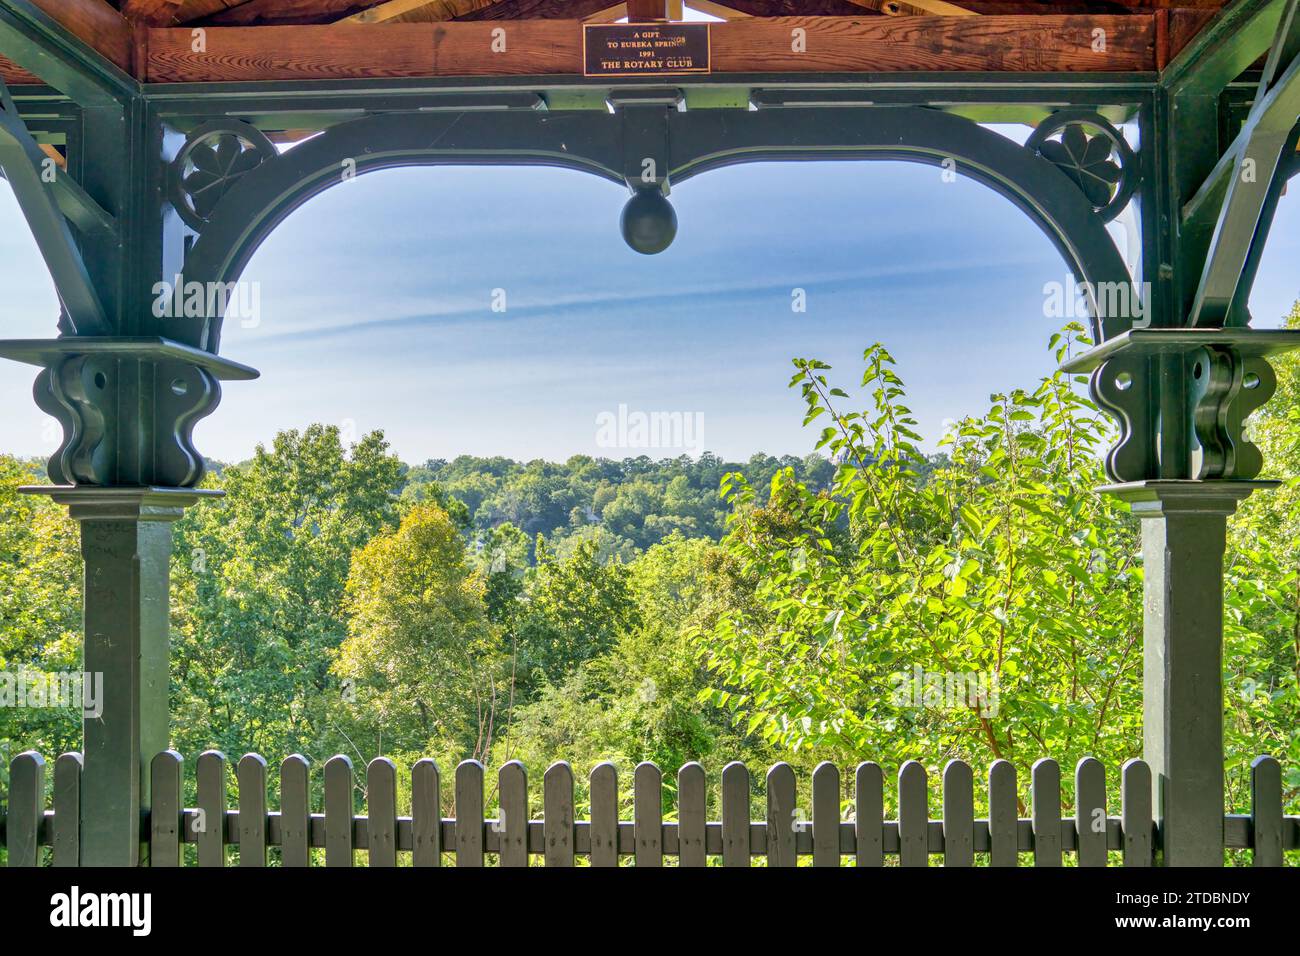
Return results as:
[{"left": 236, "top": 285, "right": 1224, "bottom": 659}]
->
[
  {"left": 120, "top": 0, "right": 187, "bottom": 25},
  {"left": 627, "top": 0, "right": 669, "bottom": 17},
  {"left": 208, "top": 0, "right": 397, "bottom": 25},
  {"left": 457, "top": 0, "right": 650, "bottom": 17},
  {"left": 174, "top": 0, "right": 250, "bottom": 22},
  {"left": 686, "top": 1, "right": 753, "bottom": 17},
  {"left": 11, "top": 0, "right": 134, "bottom": 73},
  {"left": 145, "top": 15, "right": 1159, "bottom": 81},
  {"left": 340, "top": 0, "right": 500, "bottom": 23},
  {"left": 0, "top": 54, "right": 42, "bottom": 85},
  {"left": 850, "top": 0, "right": 977, "bottom": 15}
]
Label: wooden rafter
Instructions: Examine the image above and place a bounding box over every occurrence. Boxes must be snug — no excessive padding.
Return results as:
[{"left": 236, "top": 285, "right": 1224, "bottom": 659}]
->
[
  {"left": 684, "top": 1, "right": 753, "bottom": 18},
  {"left": 119, "top": 0, "right": 187, "bottom": 25},
  {"left": 456, "top": 0, "right": 652, "bottom": 17},
  {"left": 340, "top": 0, "right": 500, "bottom": 23},
  {"left": 207, "top": 0, "right": 396, "bottom": 25},
  {"left": 849, "top": 0, "right": 977, "bottom": 16},
  {"left": 0, "top": 0, "right": 133, "bottom": 74},
  {"left": 145, "top": 15, "right": 1160, "bottom": 81}
]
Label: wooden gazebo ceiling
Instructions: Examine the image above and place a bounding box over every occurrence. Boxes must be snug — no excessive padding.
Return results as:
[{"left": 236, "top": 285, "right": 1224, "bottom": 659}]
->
[{"left": 1, "top": 0, "right": 1237, "bottom": 86}]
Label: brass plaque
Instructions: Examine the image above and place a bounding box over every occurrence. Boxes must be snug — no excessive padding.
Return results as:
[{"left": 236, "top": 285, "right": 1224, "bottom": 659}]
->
[{"left": 582, "top": 23, "right": 711, "bottom": 78}]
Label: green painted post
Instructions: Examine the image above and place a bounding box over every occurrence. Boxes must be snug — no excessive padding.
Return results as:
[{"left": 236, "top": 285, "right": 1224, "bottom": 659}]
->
[
  {"left": 1102, "top": 480, "right": 1268, "bottom": 866},
  {"left": 23, "top": 486, "right": 213, "bottom": 866}
]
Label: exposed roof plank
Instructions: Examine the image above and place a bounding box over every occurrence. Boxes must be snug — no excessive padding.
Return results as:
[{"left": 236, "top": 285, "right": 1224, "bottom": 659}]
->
[
  {"left": 685, "top": 1, "right": 754, "bottom": 18},
  {"left": 850, "top": 0, "right": 977, "bottom": 15},
  {"left": 340, "top": 0, "right": 502, "bottom": 23},
  {"left": 0, "top": 54, "right": 42, "bottom": 85},
  {"left": 15, "top": 0, "right": 134, "bottom": 71},
  {"left": 120, "top": 0, "right": 187, "bottom": 25},
  {"left": 173, "top": 0, "right": 248, "bottom": 23},
  {"left": 145, "top": 14, "right": 1158, "bottom": 81},
  {"left": 207, "top": 0, "right": 398, "bottom": 25},
  {"left": 455, "top": 0, "right": 669, "bottom": 17}
]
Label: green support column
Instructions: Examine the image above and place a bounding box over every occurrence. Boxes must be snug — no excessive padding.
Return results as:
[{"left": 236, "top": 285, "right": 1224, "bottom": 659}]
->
[
  {"left": 1103, "top": 480, "right": 1267, "bottom": 865},
  {"left": 25, "top": 487, "right": 213, "bottom": 866}
]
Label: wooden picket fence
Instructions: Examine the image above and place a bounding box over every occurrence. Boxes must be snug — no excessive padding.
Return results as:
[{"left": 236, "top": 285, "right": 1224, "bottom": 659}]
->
[{"left": 2, "top": 751, "right": 1296, "bottom": 866}]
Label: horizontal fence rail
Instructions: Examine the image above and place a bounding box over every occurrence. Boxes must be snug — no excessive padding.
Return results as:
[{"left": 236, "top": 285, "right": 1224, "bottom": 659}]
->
[{"left": 2, "top": 752, "right": 1296, "bottom": 866}]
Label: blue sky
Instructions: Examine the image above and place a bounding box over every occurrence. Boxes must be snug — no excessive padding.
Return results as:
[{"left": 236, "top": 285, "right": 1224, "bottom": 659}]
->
[{"left": 2, "top": 138, "right": 1298, "bottom": 466}]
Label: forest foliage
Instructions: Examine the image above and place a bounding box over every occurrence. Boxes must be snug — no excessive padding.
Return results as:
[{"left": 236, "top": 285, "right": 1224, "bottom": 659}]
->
[{"left": 2, "top": 317, "right": 1299, "bottom": 819}]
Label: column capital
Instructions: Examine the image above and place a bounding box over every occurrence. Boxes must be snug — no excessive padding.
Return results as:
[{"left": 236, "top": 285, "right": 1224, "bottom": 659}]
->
[
  {"left": 19, "top": 484, "right": 220, "bottom": 522},
  {"left": 1097, "top": 479, "right": 1276, "bottom": 517}
]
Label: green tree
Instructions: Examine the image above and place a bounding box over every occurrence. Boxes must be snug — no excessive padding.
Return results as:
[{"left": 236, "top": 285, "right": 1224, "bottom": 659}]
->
[
  {"left": 702, "top": 326, "right": 1145, "bottom": 782},
  {"left": 169, "top": 425, "right": 403, "bottom": 759},
  {"left": 333, "top": 504, "right": 503, "bottom": 761}
]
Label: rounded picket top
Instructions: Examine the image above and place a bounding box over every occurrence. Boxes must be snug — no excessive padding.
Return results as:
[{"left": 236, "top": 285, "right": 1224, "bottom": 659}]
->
[
  {"left": 590, "top": 759, "right": 618, "bottom": 787},
  {"left": 455, "top": 757, "right": 485, "bottom": 783},
  {"left": 238, "top": 751, "right": 268, "bottom": 773},
  {"left": 1250, "top": 754, "right": 1283, "bottom": 867},
  {"left": 897, "top": 761, "right": 929, "bottom": 867},
  {"left": 1074, "top": 756, "right": 1108, "bottom": 867},
  {"left": 544, "top": 759, "right": 574, "bottom": 782},
  {"left": 52, "top": 753, "right": 84, "bottom": 868},
  {"left": 8, "top": 751, "right": 46, "bottom": 867},
  {"left": 677, "top": 762, "right": 707, "bottom": 868},
  {"left": 366, "top": 754, "right": 397, "bottom": 780},
  {"left": 854, "top": 761, "right": 885, "bottom": 867},
  {"left": 411, "top": 758, "right": 442, "bottom": 867},
  {"left": 281, "top": 752, "right": 309, "bottom": 770},
  {"left": 942, "top": 758, "right": 973, "bottom": 789},
  {"left": 151, "top": 749, "right": 183, "bottom": 770},
  {"left": 1031, "top": 758, "right": 1063, "bottom": 866},
  {"left": 766, "top": 761, "right": 796, "bottom": 789},
  {"left": 279, "top": 754, "right": 312, "bottom": 868},
  {"left": 10, "top": 749, "right": 46, "bottom": 773},
  {"left": 543, "top": 761, "right": 576, "bottom": 867},
  {"left": 720, "top": 761, "right": 751, "bottom": 867},
  {"left": 1120, "top": 758, "right": 1153, "bottom": 866},
  {"left": 942, "top": 759, "right": 974, "bottom": 867}
]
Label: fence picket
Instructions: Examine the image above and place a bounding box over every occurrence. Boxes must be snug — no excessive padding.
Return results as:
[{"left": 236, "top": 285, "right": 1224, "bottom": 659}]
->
[
  {"left": 150, "top": 750, "right": 183, "bottom": 867},
  {"left": 898, "top": 761, "right": 928, "bottom": 867},
  {"left": 237, "top": 753, "right": 268, "bottom": 867},
  {"left": 411, "top": 758, "right": 441, "bottom": 867},
  {"left": 1031, "top": 758, "right": 1062, "bottom": 867},
  {"left": 677, "top": 761, "right": 706, "bottom": 868},
  {"left": 498, "top": 760, "right": 529, "bottom": 867},
  {"left": 812, "top": 762, "right": 840, "bottom": 867},
  {"left": 324, "top": 754, "right": 354, "bottom": 867},
  {"left": 766, "top": 762, "right": 798, "bottom": 868},
  {"left": 367, "top": 757, "right": 397, "bottom": 867},
  {"left": 52, "top": 752, "right": 82, "bottom": 868},
  {"left": 988, "top": 759, "right": 1017, "bottom": 867},
  {"left": 721, "top": 761, "right": 750, "bottom": 867},
  {"left": 543, "top": 761, "right": 575, "bottom": 867},
  {"left": 1075, "top": 757, "right": 1107, "bottom": 867},
  {"left": 280, "top": 755, "right": 311, "bottom": 867},
  {"left": 855, "top": 762, "right": 884, "bottom": 867},
  {"left": 195, "top": 750, "right": 227, "bottom": 867},
  {"left": 590, "top": 762, "right": 619, "bottom": 867},
  {"left": 1250, "top": 755, "right": 1283, "bottom": 867},
  {"left": 454, "top": 760, "right": 484, "bottom": 867},
  {"left": 942, "top": 759, "right": 974, "bottom": 867},
  {"left": 7, "top": 751, "right": 44, "bottom": 867},
  {"left": 1121, "top": 758, "right": 1152, "bottom": 867},
  {"left": 634, "top": 762, "right": 663, "bottom": 867}
]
